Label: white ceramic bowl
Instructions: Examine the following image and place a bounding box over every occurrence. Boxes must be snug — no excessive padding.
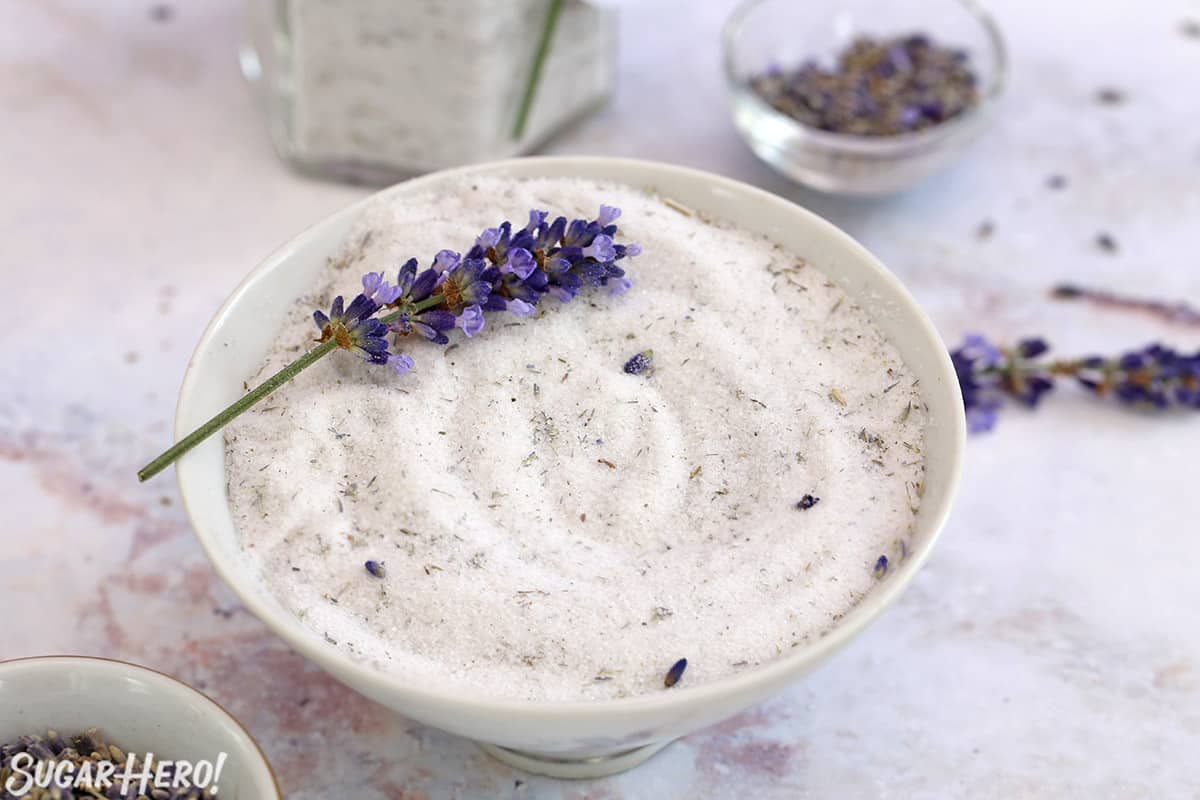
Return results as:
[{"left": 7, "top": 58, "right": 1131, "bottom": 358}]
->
[
  {"left": 0, "top": 656, "right": 280, "bottom": 798},
  {"left": 175, "top": 156, "right": 964, "bottom": 778}
]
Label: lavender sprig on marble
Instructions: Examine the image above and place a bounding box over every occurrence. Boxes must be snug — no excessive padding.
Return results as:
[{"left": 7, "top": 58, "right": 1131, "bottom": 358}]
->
[
  {"left": 952, "top": 334, "right": 1200, "bottom": 433},
  {"left": 314, "top": 205, "right": 641, "bottom": 375}
]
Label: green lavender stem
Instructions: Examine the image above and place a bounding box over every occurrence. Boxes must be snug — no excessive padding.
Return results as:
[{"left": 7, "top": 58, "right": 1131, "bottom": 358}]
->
[
  {"left": 137, "top": 295, "right": 445, "bottom": 482},
  {"left": 136, "top": 339, "right": 335, "bottom": 482},
  {"left": 511, "top": 0, "right": 564, "bottom": 140},
  {"left": 979, "top": 360, "right": 1088, "bottom": 377}
]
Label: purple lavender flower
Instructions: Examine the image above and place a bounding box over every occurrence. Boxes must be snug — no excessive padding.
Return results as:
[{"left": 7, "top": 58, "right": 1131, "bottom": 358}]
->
[
  {"left": 456, "top": 304, "right": 485, "bottom": 337},
  {"left": 1016, "top": 338, "right": 1049, "bottom": 359},
  {"left": 623, "top": 350, "right": 654, "bottom": 375},
  {"left": 508, "top": 298, "right": 536, "bottom": 317},
  {"left": 541, "top": 253, "right": 584, "bottom": 302},
  {"left": 391, "top": 308, "right": 457, "bottom": 346},
  {"left": 361, "top": 271, "right": 402, "bottom": 305},
  {"left": 471, "top": 221, "right": 524, "bottom": 264},
  {"left": 311, "top": 205, "right": 641, "bottom": 377},
  {"left": 609, "top": 276, "right": 633, "bottom": 296},
  {"left": 389, "top": 257, "right": 440, "bottom": 306},
  {"left": 481, "top": 264, "right": 541, "bottom": 313},
  {"left": 524, "top": 209, "right": 548, "bottom": 233},
  {"left": 1076, "top": 344, "right": 1200, "bottom": 409},
  {"left": 391, "top": 353, "right": 415, "bottom": 375},
  {"left": 432, "top": 249, "right": 461, "bottom": 275},
  {"left": 475, "top": 226, "right": 502, "bottom": 251},
  {"left": 1005, "top": 338, "right": 1055, "bottom": 408},
  {"left": 500, "top": 247, "right": 537, "bottom": 280},
  {"left": 313, "top": 294, "right": 390, "bottom": 365},
  {"left": 440, "top": 257, "right": 493, "bottom": 309},
  {"left": 529, "top": 215, "right": 567, "bottom": 251},
  {"left": 582, "top": 234, "right": 616, "bottom": 263},
  {"left": 561, "top": 217, "right": 601, "bottom": 248},
  {"left": 952, "top": 334, "right": 1200, "bottom": 432},
  {"left": 950, "top": 333, "right": 1006, "bottom": 433},
  {"left": 487, "top": 205, "right": 640, "bottom": 306}
]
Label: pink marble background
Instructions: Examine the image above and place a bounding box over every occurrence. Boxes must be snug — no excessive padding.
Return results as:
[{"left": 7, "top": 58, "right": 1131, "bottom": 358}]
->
[{"left": 2, "top": 0, "right": 1199, "bottom": 797}]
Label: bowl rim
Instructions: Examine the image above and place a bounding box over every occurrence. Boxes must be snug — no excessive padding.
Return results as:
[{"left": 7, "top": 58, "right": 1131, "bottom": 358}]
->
[
  {"left": 720, "top": 0, "right": 1009, "bottom": 152},
  {"left": 175, "top": 155, "right": 965, "bottom": 721},
  {"left": 0, "top": 654, "right": 283, "bottom": 798}
]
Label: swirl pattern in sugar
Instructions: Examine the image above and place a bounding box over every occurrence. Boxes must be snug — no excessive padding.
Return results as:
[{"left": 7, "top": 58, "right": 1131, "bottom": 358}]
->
[{"left": 225, "top": 177, "right": 927, "bottom": 702}]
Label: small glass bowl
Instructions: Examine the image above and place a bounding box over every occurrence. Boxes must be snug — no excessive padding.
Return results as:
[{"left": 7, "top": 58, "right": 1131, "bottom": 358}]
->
[{"left": 722, "top": 0, "right": 1007, "bottom": 195}]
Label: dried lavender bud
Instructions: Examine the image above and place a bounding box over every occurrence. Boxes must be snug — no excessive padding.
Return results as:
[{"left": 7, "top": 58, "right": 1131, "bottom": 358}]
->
[
  {"left": 1096, "top": 87, "right": 1125, "bottom": 105},
  {"left": 874, "top": 555, "right": 889, "bottom": 578},
  {"left": 623, "top": 349, "right": 654, "bottom": 375},
  {"left": 1046, "top": 174, "right": 1068, "bottom": 190},
  {"left": 1051, "top": 284, "right": 1084, "bottom": 299},
  {"left": 664, "top": 657, "right": 688, "bottom": 688},
  {"left": 796, "top": 494, "right": 820, "bottom": 510},
  {"left": 365, "top": 560, "right": 386, "bottom": 578},
  {"left": 750, "top": 34, "right": 980, "bottom": 136},
  {"left": 1095, "top": 232, "right": 1118, "bottom": 253}
]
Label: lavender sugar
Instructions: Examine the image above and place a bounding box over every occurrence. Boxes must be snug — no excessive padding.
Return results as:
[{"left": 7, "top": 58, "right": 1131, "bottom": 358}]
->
[{"left": 225, "top": 177, "right": 927, "bottom": 702}]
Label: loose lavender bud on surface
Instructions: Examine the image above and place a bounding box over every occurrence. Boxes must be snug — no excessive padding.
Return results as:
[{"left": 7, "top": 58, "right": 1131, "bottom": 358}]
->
[
  {"left": 664, "top": 658, "right": 688, "bottom": 688},
  {"left": 365, "top": 560, "right": 386, "bottom": 578},
  {"left": 874, "top": 555, "right": 889, "bottom": 579},
  {"left": 623, "top": 350, "right": 654, "bottom": 375},
  {"left": 796, "top": 494, "right": 820, "bottom": 510}
]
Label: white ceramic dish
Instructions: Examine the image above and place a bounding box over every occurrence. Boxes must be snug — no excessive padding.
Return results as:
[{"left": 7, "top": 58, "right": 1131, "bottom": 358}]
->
[
  {"left": 174, "top": 156, "right": 964, "bottom": 778},
  {"left": 0, "top": 656, "right": 280, "bottom": 798}
]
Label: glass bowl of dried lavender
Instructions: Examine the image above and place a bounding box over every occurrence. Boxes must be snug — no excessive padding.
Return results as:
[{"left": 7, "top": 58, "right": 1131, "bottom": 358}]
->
[
  {"left": 0, "top": 656, "right": 280, "bottom": 799},
  {"left": 723, "top": 0, "right": 1006, "bottom": 195}
]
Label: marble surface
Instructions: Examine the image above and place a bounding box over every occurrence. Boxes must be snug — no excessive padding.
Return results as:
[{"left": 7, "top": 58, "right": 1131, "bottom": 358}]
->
[{"left": 3, "top": 0, "right": 1199, "bottom": 797}]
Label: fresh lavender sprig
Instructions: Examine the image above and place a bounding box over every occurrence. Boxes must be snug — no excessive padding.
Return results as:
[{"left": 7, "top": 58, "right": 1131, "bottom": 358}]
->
[
  {"left": 137, "top": 205, "right": 640, "bottom": 481},
  {"left": 952, "top": 334, "right": 1200, "bottom": 433}
]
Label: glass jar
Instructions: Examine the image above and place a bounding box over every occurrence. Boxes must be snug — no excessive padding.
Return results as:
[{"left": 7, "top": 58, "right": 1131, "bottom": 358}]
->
[{"left": 241, "top": 0, "right": 617, "bottom": 183}]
